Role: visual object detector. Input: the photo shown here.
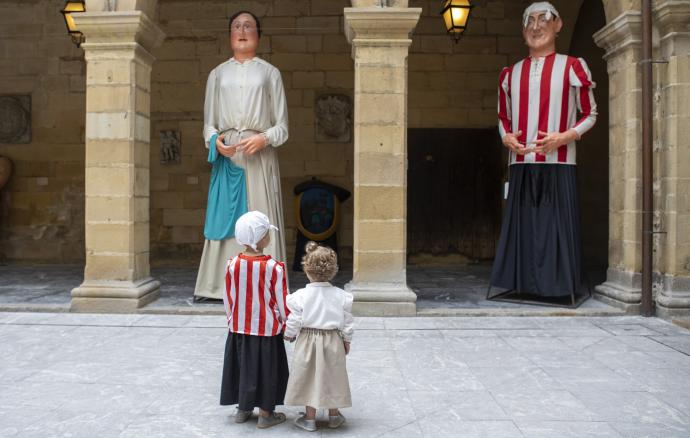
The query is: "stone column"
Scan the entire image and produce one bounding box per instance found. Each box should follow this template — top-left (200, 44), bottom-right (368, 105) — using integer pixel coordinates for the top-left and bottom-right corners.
top-left (71, 8), bottom-right (165, 311)
top-left (593, 12), bottom-right (644, 313)
top-left (343, 5), bottom-right (421, 316)
top-left (655, 0), bottom-right (690, 318)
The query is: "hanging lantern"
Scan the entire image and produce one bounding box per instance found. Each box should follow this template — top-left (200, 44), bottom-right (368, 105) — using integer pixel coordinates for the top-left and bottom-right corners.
top-left (440, 0), bottom-right (473, 43)
top-left (60, 0), bottom-right (86, 48)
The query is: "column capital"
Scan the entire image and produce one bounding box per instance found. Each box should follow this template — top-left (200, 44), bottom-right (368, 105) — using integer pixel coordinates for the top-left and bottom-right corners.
top-left (74, 11), bottom-right (165, 56)
top-left (593, 10), bottom-right (642, 61)
top-left (655, 0), bottom-right (690, 57)
top-left (344, 7), bottom-right (422, 43)
top-left (86, 0), bottom-right (158, 18)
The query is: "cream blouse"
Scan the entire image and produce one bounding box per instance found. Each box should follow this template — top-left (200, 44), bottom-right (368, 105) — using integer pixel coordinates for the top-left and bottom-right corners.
top-left (203, 57), bottom-right (289, 148)
top-left (285, 282), bottom-right (355, 342)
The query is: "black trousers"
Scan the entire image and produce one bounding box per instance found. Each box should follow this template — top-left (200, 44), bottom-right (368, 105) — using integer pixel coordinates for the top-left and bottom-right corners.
top-left (490, 164), bottom-right (583, 297)
top-left (220, 332), bottom-right (289, 411)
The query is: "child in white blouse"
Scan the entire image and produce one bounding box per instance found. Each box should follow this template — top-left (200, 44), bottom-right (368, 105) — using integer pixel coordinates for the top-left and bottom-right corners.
top-left (283, 242), bottom-right (354, 432)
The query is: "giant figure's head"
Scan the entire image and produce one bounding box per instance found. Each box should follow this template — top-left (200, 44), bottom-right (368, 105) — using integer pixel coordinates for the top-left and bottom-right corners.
top-left (522, 2), bottom-right (562, 55)
top-left (229, 10), bottom-right (261, 57)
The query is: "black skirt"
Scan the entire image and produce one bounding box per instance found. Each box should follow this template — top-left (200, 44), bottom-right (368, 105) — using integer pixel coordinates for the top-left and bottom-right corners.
top-left (490, 164), bottom-right (582, 297)
top-left (220, 332), bottom-right (289, 411)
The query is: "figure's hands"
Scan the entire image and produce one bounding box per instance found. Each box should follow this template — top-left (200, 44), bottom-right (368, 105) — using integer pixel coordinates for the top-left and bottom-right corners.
top-left (215, 134), bottom-right (237, 158)
top-left (233, 133), bottom-right (268, 156)
top-left (343, 341), bottom-right (350, 355)
top-left (534, 129), bottom-right (578, 155)
top-left (502, 130), bottom-right (534, 155)
top-left (284, 336), bottom-right (295, 342)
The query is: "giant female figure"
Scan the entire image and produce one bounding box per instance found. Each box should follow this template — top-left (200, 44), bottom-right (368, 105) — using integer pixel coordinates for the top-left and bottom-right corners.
top-left (194, 11), bottom-right (288, 300)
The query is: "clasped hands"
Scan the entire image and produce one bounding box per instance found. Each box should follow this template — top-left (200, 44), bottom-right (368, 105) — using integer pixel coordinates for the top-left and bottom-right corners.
top-left (215, 133), bottom-right (268, 158)
top-left (502, 129), bottom-right (578, 155)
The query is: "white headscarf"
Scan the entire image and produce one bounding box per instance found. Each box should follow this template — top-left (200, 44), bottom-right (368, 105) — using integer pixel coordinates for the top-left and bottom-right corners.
top-left (523, 2), bottom-right (560, 28)
top-left (234, 211), bottom-right (278, 251)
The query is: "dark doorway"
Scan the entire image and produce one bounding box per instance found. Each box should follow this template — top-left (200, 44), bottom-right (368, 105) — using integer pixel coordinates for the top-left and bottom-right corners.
top-left (570, 0), bottom-right (609, 287)
top-left (407, 128), bottom-right (503, 262)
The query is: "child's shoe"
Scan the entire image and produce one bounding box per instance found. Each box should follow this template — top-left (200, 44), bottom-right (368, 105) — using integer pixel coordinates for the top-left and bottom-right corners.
top-left (294, 414), bottom-right (317, 432)
top-left (234, 408), bottom-right (252, 423)
top-left (257, 411), bottom-right (286, 429)
top-left (328, 412), bottom-right (346, 429)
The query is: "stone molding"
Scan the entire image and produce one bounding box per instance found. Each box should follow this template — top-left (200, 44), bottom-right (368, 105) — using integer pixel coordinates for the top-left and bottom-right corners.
top-left (74, 11), bottom-right (165, 54)
top-left (344, 7), bottom-right (422, 43)
top-left (595, 268), bottom-right (643, 313)
top-left (72, 277), bottom-right (161, 312)
top-left (657, 274), bottom-right (690, 317)
top-left (654, 0), bottom-right (690, 57)
top-left (593, 10), bottom-right (642, 62)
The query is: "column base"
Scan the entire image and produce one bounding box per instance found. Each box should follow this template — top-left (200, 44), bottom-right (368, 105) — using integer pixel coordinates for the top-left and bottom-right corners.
top-left (656, 274), bottom-right (690, 319)
top-left (593, 268), bottom-right (642, 314)
top-left (345, 281), bottom-right (417, 316)
top-left (71, 277), bottom-right (161, 313)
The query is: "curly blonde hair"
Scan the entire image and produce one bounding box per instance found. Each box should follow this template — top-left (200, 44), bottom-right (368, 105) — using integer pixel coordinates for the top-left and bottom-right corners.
top-left (301, 242), bottom-right (338, 282)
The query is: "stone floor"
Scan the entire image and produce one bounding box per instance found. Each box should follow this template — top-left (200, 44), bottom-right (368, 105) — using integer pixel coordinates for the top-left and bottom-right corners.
top-left (0, 264), bottom-right (620, 316)
top-left (1, 312), bottom-right (690, 437)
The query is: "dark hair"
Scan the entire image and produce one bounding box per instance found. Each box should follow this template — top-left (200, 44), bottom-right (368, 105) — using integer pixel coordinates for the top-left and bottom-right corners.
top-left (229, 10), bottom-right (261, 38)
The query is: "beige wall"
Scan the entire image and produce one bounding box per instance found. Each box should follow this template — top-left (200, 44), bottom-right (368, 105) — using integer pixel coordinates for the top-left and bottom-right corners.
top-left (147, 0), bottom-right (552, 267)
top-left (0, 0), bottom-right (86, 263)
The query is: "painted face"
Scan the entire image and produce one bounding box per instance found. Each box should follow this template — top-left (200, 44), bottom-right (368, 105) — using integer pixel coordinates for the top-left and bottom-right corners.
top-left (230, 13), bottom-right (259, 56)
top-left (522, 11), bottom-right (561, 54)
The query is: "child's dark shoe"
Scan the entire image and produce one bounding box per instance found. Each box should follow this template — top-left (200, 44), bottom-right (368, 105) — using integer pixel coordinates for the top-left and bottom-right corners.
top-left (328, 412), bottom-right (346, 429)
top-left (234, 408), bottom-right (252, 423)
top-left (257, 412), bottom-right (286, 429)
top-left (294, 414), bottom-right (317, 432)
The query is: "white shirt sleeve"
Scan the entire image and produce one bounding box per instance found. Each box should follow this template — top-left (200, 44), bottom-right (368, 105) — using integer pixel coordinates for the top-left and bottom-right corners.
top-left (569, 57), bottom-right (597, 138)
top-left (202, 68), bottom-right (219, 149)
top-left (285, 291), bottom-right (303, 339)
top-left (264, 68), bottom-right (289, 147)
top-left (341, 292), bottom-right (354, 342)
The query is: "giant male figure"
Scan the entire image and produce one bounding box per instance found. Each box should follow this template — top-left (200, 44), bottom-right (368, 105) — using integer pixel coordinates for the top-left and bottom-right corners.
top-left (489, 2), bottom-right (597, 300)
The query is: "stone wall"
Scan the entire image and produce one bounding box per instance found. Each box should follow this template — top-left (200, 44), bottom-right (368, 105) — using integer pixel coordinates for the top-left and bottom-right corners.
top-left (0, 0), bottom-right (587, 267)
top-left (0, 0), bottom-right (86, 263)
top-left (148, 0), bottom-right (566, 267)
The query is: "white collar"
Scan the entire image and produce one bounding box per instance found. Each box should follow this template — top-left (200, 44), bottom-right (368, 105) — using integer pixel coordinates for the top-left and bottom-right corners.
top-left (229, 56), bottom-right (257, 65)
top-left (306, 282), bottom-right (333, 288)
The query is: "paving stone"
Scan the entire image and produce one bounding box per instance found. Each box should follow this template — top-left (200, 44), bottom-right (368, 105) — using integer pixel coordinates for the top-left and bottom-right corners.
top-left (417, 419), bottom-right (524, 438)
top-left (516, 420), bottom-right (624, 437)
top-left (609, 422), bottom-right (690, 438)
top-left (1, 313), bottom-right (688, 437)
top-left (572, 391), bottom-right (690, 426)
top-left (491, 390), bottom-right (597, 421)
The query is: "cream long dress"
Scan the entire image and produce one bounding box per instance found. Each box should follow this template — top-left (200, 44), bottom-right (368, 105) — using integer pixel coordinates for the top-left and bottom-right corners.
top-left (194, 57), bottom-right (289, 300)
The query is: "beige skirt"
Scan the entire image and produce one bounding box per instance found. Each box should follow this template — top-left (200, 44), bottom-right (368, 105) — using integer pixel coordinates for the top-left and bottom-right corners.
top-left (194, 130), bottom-right (287, 299)
top-left (284, 328), bottom-right (352, 409)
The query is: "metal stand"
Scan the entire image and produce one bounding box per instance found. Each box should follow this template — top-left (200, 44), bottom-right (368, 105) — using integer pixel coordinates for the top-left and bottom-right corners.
top-left (486, 273), bottom-right (593, 309)
top-left (192, 296), bottom-right (222, 304)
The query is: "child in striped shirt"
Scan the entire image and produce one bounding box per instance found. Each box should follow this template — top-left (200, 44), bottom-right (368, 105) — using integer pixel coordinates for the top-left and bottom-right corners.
top-left (219, 211), bottom-right (290, 429)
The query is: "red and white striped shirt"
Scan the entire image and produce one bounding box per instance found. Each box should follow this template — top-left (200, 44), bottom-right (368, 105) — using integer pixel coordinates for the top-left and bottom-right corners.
top-left (223, 253), bottom-right (289, 336)
top-left (498, 53), bottom-right (597, 165)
